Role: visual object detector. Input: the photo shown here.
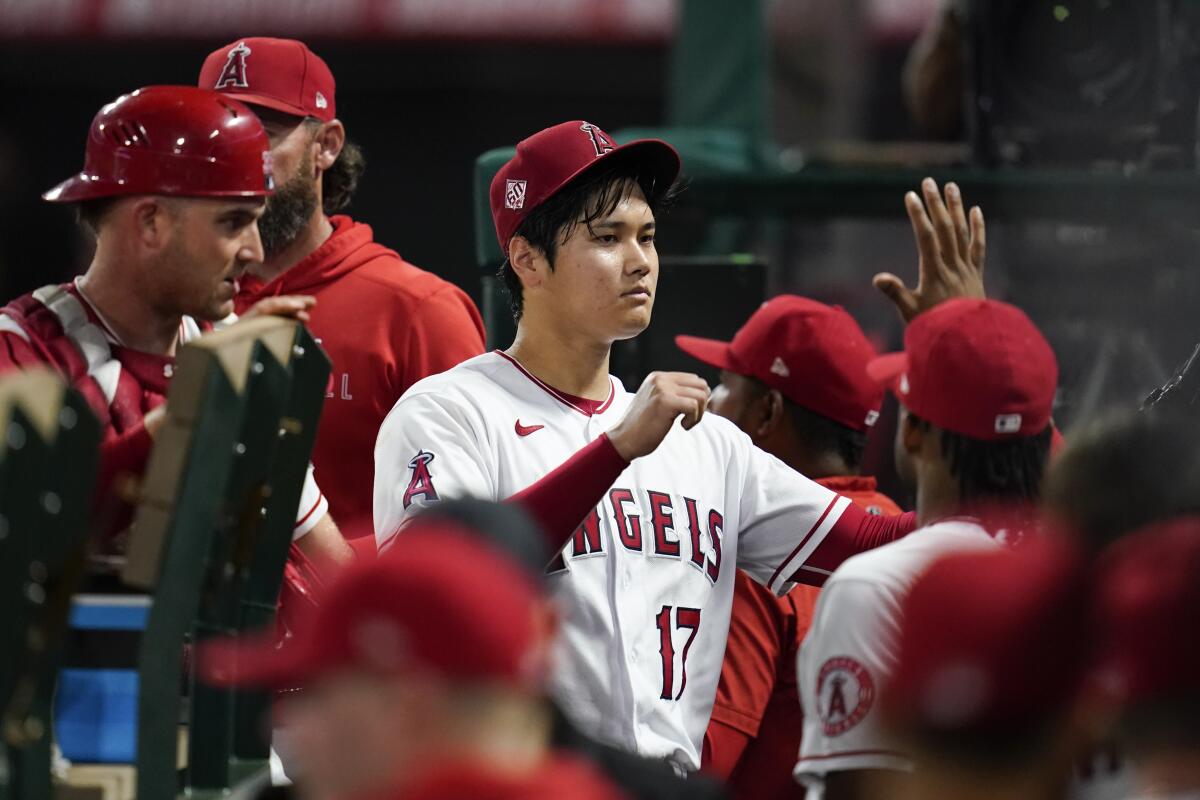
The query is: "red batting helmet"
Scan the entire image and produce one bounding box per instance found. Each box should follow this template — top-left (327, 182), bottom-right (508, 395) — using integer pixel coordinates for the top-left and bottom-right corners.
top-left (44, 85), bottom-right (274, 204)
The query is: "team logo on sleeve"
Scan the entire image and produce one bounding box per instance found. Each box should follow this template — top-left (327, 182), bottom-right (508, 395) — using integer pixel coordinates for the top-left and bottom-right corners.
top-left (816, 656), bottom-right (875, 736)
top-left (215, 41), bottom-right (252, 89)
top-left (402, 451), bottom-right (439, 509)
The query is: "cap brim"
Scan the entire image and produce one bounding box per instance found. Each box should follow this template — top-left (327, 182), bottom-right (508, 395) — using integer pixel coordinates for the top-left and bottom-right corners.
top-left (866, 352), bottom-right (909, 392)
top-left (219, 92), bottom-right (324, 122)
top-left (674, 335), bottom-right (736, 372)
top-left (42, 173), bottom-right (272, 203)
top-left (197, 627), bottom-right (322, 689)
top-left (42, 174), bottom-right (96, 203)
top-left (557, 138), bottom-right (680, 212)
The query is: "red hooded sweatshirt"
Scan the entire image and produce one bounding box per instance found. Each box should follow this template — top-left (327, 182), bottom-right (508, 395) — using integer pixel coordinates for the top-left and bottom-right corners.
top-left (235, 215), bottom-right (485, 542)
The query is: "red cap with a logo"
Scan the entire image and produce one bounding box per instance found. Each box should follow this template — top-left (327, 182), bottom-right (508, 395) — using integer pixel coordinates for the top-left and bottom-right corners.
top-left (676, 295), bottom-right (884, 432)
top-left (198, 523), bottom-right (547, 689)
top-left (490, 121), bottom-right (679, 253)
top-left (1092, 517), bottom-right (1200, 705)
top-left (886, 539), bottom-right (1089, 735)
top-left (199, 37), bottom-right (336, 122)
top-left (867, 298), bottom-right (1057, 441)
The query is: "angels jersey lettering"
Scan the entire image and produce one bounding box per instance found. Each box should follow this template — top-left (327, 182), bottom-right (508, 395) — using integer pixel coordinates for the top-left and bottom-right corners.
top-left (794, 519), bottom-right (1000, 799)
top-left (374, 352), bottom-right (858, 770)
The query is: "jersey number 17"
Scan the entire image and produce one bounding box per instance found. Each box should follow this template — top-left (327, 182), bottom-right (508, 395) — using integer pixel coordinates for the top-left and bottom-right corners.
top-left (655, 605), bottom-right (701, 701)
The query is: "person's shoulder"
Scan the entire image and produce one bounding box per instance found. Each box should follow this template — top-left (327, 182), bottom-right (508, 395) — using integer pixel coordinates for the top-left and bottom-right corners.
top-left (1, 283), bottom-right (78, 344)
top-left (342, 245), bottom-right (470, 305)
top-left (396, 352), bottom-right (513, 405)
top-left (829, 517), bottom-right (997, 587)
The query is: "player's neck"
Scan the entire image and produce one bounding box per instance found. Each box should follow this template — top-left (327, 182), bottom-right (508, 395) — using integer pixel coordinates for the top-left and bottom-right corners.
top-left (506, 321), bottom-right (613, 400)
top-left (252, 211), bottom-right (334, 284)
top-left (77, 259), bottom-right (180, 356)
top-left (787, 447), bottom-right (854, 481)
top-left (914, 477), bottom-right (964, 527)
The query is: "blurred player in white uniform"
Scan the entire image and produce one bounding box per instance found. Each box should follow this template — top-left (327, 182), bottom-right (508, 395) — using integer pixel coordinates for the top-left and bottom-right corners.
top-left (373, 121), bottom-right (925, 770)
top-left (794, 297), bottom-right (1058, 799)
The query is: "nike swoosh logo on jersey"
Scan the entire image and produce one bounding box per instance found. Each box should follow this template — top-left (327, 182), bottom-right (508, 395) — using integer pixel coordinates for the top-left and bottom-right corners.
top-left (514, 420), bottom-right (545, 437)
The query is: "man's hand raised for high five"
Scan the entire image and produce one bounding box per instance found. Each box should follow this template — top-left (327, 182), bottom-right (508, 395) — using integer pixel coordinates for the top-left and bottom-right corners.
top-left (874, 177), bottom-right (986, 323)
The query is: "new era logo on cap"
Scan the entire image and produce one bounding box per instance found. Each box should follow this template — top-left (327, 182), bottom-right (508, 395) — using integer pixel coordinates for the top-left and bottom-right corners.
top-left (994, 413), bottom-right (1023, 435)
top-left (505, 179), bottom-right (527, 210)
top-left (770, 357), bottom-right (790, 378)
top-left (865, 410), bottom-right (880, 427)
top-left (315, 91), bottom-right (328, 109)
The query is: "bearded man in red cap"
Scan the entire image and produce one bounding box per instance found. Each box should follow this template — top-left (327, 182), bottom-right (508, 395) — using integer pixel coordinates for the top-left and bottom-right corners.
top-left (199, 38), bottom-right (486, 543)
top-left (795, 296), bottom-right (1059, 799)
top-left (0, 85), bottom-right (349, 562)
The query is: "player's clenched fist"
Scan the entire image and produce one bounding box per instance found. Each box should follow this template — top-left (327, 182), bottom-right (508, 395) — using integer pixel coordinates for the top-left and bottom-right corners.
top-left (608, 371), bottom-right (710, 461)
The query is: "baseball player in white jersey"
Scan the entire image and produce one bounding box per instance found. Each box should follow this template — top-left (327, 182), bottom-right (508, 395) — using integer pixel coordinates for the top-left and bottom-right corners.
top-left (794, 297), bottom-right (1059, 799)
top-left (373, 121), bottom-right (925, 771)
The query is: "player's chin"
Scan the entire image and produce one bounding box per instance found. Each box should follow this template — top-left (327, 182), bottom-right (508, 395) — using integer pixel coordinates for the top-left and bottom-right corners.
top-left (200, 296), bottom-right (237, 322)
top-left (612, 308), bottom-right (653, 341)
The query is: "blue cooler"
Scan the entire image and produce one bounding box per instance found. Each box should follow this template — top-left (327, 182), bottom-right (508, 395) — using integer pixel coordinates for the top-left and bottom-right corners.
top-left (54, 594), bottom-right (150, 763)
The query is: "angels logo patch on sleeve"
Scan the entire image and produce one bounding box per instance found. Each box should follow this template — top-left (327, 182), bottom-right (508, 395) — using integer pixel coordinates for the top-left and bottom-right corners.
top-left (817, 656), bottom-right (875, 736)
top-left (402, 450), bottom-right (439, 509)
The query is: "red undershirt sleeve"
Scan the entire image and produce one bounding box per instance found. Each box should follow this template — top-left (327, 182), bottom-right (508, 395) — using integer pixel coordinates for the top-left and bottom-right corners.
top-left (790, 505), bottom-right (918, 585)
top-left (508, 433), bottom-right (629, 555)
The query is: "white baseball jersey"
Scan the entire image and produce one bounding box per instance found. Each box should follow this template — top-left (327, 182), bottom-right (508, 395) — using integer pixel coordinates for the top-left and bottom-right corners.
top-left (374, 351), bottom-right (863, 770)
top-left (794, 518), bottom-right (1001, 799)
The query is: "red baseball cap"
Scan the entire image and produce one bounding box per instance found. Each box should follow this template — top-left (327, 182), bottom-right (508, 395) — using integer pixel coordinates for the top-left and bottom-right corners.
top-left (198, 524), bottom-right (547, 690)
top-left (867, 298), bottom-right (1057, 441)
top-left (490, 120), bottom-right (680, 253)
top-left (1092, 517), bottom-right (1200, 705)
top-left (676, 295), bottom-right (883, 432)
top-left (886, 539), bottom-right (1089, 735)
top-left (199, 37), bottom-right (336, 122)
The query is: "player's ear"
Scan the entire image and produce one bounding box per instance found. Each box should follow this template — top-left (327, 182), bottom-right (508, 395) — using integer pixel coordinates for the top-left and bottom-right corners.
top-left (507, 236), bottom-right (547, 291)
top-left (899, 408), bottom-right (925, 457)
top-left (130, 196), bottom-right (173, 252)
top-left (313, 119), bottom-right (345, 172)
top-left (755, 389), bottom-right (786, 439)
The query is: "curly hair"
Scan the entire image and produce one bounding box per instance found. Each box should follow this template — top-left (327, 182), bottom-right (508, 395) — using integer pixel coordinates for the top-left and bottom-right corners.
top-left (322, 137), bottom-right (365, 215)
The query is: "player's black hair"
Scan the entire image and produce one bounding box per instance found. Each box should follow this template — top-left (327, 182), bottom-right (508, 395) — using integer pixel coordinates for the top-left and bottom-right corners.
top-left (735, 376), bottom-right (867, 472)
top-left (300, 117), bottom-right (365, 215)
top-left (788, 402), bottom-right (868, 474)
top-left (414, 498), bottom-right (548, 581)
top-left (1044, 409), bottom-right (1200, 552)
top-left (908, 413), bottom-right (1051, 505)
top-left (739, 375), bottom-right (868, 472)
top-left (500, 155), bottom-right (679, 323)
top-left (75, 197), bottom-right (118, 236)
